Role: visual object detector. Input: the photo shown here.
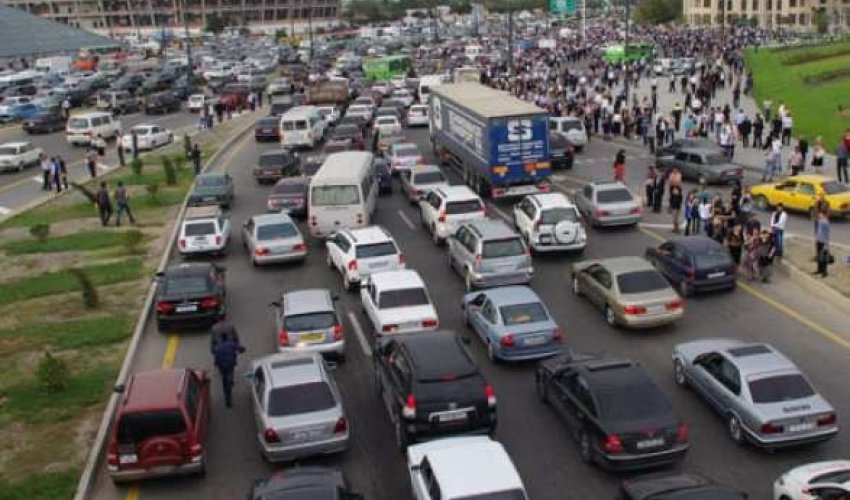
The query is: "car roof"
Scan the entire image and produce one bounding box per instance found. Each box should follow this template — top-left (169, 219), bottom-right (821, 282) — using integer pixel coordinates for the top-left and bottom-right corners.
top-left (529, 192), bottom-right (575, 209)
top-left (343, 225), bottom-right (393, 244)
top-left (435, 185), bottom-right (479, 200)
top-left (261, 353), bottom-right (325, 388)
top-left (552, 351), bottom-right (651, 391)
top-left (252, 212), bottom-right (295, 225)
top-left (122, 369), bottom-right (186, 412)
top-left (787, 460), bottom-right (850, 483)
top-left (395, 331), bottom-right (475, 380)
top-left (590, 180), bottom-right (630, 191)
top-left (371, 270), bottom-right (424, 289)
top-left (283, 288), bottom-right (334, 316)
top-left (621, 471), bottom-right (712, 500)
top-left (679, 147), bottom-right (724, 155)
top-left (255, 466), bottom-right (345, 499)
top-left (481, 285), bottom-right (541, 306)
top-left (592, 256), bottom-right (654, 274)
top-left (719, 342), bottom-right (798, 377)
top-left (668, 235), bottom-right (725, 252)
top-left (465, 218), bottom-right (518, 240)
top-left (786, 174), bottom-right (834, 183)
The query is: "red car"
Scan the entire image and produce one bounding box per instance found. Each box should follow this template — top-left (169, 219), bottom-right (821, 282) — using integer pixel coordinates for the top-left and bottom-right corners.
top-left (219, 84), bottom-right (250, 109)
top-left (106, 368), bottom-right (210, 483)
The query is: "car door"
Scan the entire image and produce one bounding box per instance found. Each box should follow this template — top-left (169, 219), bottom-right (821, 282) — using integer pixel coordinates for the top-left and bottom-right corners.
top-left (185, 371), bottom-right (209, 448)
top-left (386, 347), bottom-right (412, 420)
top-left (473, 297), bottom-right (499, 345)
top-left (691, 353), bottom-right (739, 413)
top-left (584, 265), bottom-right (612, 308)
top-left (361, 281), bottom-right (381, 331)
top-left (650, 242), bottom-right (676, 278)
top-left (557, 373), bottom-right (595, 440)
top-left (770, 180), bottom-right (797, 207)
top-left (242, 217), bottom-right (255, 254)
top-left (410, 457), bottom-right (439, 500)
top-left (328, 233), bottom-right (350, 273)
top-left (448, 226), bottom-right (471, 270)
top-left (514, 197), bottom-right (534, 237)
top-left (420, 191), bottom-right (437, 226)
top-left (250, 366), bottom-right (267, 436)
top-left (669, 244), bottom-right (692, 285)
top-left (794, 181), bottom-right (817, 212)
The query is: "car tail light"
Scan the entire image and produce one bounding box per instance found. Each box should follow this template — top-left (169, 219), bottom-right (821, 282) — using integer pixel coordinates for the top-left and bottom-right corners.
top-left (474, 254), bottom-right (482, 269)
top-left (263, 428), bottom-right (281, 443)
top-left (760, 422), bottom-right (783, 434)
top-left (156, 301), bottom-right (175, 314)
top-left (333, 417), bottom-right (348, 434)
top-left (493, 188), bottom-right (505, 197)
top-left (332, 324), bottom-right (343, 341)
top-left (604, 434), bottom-right (624, 454)
top-left (199, 296), bottom-right (219, 309)
top-left (666, 299), bottom-right (684, 310)
top-left (277, 328), bottom-right (289, 346)
top-left (188, 442), bottom-right (203, 461)
top-left (624, 305), bottom-right (647, 315)
top-left (595, 209), bottom-right (610, 218)
top-left (106, 442), bottom-right (118, 467)
top-left (500, 335), bottom-right (515, 348)
top-left (676, 422), bottom-right (689, 443)
top-left (402, 395), bottom-right (416, 419)
top-left (485, 384), bottom-right (497, 407)
top-left (817, 413), bottom-right (837, 426)
top-left (630, 207), bottom-right (642, 215)
top-left (348, 260), bottom-right (358, 271)
top-left (687, 268), bottom-right (696, 281)
top-left (422, 319), bottom-right (438, 328)
top-left (292, 243), bottom-right (306, 252)
top-left (215, 235), bottom-right (222, 245)
top-left (382, 324), bottom-right (398, 333)
top-left (255, 246), bottom-right (269, 256)
top-left (178, 238), bottom-right (186, 250)
top-left (399, 254), bottom-right (406, 266)
top-left (553, 328), bottom-right (565, 342)
top-left (437, 210), bottom-right (446, 222)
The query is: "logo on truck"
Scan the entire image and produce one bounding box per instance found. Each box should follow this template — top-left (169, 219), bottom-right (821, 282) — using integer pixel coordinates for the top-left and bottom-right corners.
top-left (507, 120), bottom-right (533, 142)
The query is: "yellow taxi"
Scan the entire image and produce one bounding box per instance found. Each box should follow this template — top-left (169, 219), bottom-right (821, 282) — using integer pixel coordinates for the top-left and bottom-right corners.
top-left (750, 175), bottom-right (850, 216)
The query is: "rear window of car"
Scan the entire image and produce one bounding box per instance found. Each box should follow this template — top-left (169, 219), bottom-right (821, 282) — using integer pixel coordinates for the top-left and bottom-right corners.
top-left (482, 238), bottom-right (525, 259)
top-left (0, 147), bottom-right (17, 155)
top-left (748, 374), bottom-right (815, 404)
top-left (596, 381), bottom-right (672, 423)
top-left (500, 302), bottom-right (548, 326)
top-left (378, 288), bottom-right (429, 308)
top-left (597, 189), bottom-right (633, 203)
top-left (284, 312), bottom-right (336, 332)
top-left (311, 185), bottom-right (360, 206)
top-left (257, 118), bottom-right (278, 128)
top-left (68, 117), bottom-right (89, 128)
top-left (445, 200), bottom-right (483, 215)
top-left (694, 249), bottom-right (733, 269)
top-left (267, 382), bottom-right (335, 417)
top-left (196, 176), bottom-right (226, 187)
top-left (162, 275), bottom-right (210, 295)
top-left (258, 154), bottom-right (289, 167)
top-left (616, 270), bottom-right (670, 294)
top-left (273, 182), bottom-right (305, 194)
top-left (413, 171), bottom-right (445, 185)
top-left (256, 222), bottom-right (297, 240)
top-left (184, 222), bottom-right (215, 236)
top-left (540, 207), bottom-right (579, 224)
top-left (117, 410), bottom-right (186, 444)
top-left (356, 241), bottom-right (397, 258)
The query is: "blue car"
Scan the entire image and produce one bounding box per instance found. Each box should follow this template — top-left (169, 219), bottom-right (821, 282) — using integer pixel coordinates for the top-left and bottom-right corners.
top-left (462, 285), bottom-right (564, 362)
top-left (644, 236), bottom-right (737, 297)
top-left (0, 103), bottom-right (40, 123)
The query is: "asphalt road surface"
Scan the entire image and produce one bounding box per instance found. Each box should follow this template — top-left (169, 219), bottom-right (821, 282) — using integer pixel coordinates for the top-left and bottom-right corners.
top-left (89, 123), bottom-right (850, 500)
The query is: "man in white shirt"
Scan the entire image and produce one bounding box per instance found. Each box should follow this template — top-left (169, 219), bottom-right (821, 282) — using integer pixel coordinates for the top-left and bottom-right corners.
top-left (781, 113), bottom-right (793, 145)
top-left (770, 203), bottom-right (788, 259)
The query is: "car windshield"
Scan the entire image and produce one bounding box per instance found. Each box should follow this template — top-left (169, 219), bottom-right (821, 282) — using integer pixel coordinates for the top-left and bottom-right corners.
top-left (256, 222), bottom-right (297, 240)
top-left (413, 171), bottom-right (445, 184)
top-left (284, 312), bottom-right (335, 332)
top-left (162, 275), bottom-right (211, 295)
top-left (446, 200), bottom-right (483, 215)
top-left (694, 248), bottom-right (733, 268)
top-left (129, 127), bottom-right (151, 136)
top-left (0, 147), bottom-right (17, 155)
top-left (266, 382), bottom-right (335, 417)
top-left (749, 374), bottom-right (815, 404)
top-left (540, 207), bottom-right (579, 224)
top-left (67, 117), bottom-right (88, 128)
top-left (617, 270), bottom-right (670, 294)
top-left (822, 181), bottom-right (850, 195)
top-left (378, 288), bottom-right (429, 308)
top-left (311, 185), bottom-right (360, 206)
top-left (258, 154), bottom-right (288, 167)
top-left (596, 381), bottom-right (672, 423)
top-left (559, 121), bottom-right (582, 132)
top-left (500, 302), bottom-right (548, 326)
top-left (482, 238), bottom-right (525, 258)
top-left (597, 189), bottom-right (633, 203)
top-left (196, 176), bottom-right (226, 187)
top-left (705, 154), bottom-right (728, 165)
top-left (356, 241), bottom-right (397, 258)
top-left (117, 410), bottom-right (186, 444)
top-left (184, 222), bottom-right (216, 236)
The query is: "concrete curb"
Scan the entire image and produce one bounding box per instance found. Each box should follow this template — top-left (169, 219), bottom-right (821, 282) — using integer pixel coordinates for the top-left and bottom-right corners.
top-left (71, 114), bottom-right (257, 500)
top-left (779, 258), bottom-right (850, 312)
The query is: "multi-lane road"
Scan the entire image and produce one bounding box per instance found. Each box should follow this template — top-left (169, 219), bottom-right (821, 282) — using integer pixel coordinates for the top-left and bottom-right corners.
top-left (89, 122), bottom-right (850, 500)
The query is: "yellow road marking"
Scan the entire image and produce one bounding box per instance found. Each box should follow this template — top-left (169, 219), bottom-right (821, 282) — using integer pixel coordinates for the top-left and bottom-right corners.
top-left (124, 485), bottom-right (139, 500)
top-left (637, 225), bottom-right (850, 350)
top-left (161, 334), bottom-right (179, 369)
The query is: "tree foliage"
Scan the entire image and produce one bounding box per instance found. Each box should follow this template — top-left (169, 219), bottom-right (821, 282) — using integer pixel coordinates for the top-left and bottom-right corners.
top-left (633, 0), bottom-right (682, 25)
top-left (206, 13), bottom-right (228, 34)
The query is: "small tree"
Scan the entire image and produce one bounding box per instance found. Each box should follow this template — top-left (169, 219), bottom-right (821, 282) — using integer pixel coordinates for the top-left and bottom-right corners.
top-left (29, 223), bottom-right (50, 243)
top-left (172, 153), bottom-right (187, 173)
top-left (71, 182), bottom-right (97, 204)
top-left (145, 183), bottom-right (160, 204)
top-left (122, 229), bottom-right (145, 254)
top-left (36, 351), bottom-right (69, 393)
top-left (70, 268), bottom-right (99, 309)
top-left (129, 158), bottom-right (144, 176)
top-left (163, 156), bottom-right (177, 186)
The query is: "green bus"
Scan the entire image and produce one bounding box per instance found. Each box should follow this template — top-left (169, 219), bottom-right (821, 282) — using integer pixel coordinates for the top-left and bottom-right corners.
top-left (362, 55), bottom-right (412, 81)
top-left (603, 43), bottom-right (654, 63)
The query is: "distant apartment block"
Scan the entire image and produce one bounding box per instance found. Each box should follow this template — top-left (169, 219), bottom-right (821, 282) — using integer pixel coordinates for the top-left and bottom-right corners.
top-left (684, 0), bottom-right (850, 31)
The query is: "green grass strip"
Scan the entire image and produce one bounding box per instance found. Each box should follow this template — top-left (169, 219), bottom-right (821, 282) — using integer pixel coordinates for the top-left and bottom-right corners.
top-left (0, 315), bottom-right (132, 357)
top-left (1, 231), bottom-right (133, 255)
top-left (0, 258), bottom-right (143, 307)
top-left (0, 469), bottom-right (79, 500)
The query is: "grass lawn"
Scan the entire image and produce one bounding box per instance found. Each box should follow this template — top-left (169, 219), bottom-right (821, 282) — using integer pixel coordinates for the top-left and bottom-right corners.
top-left (0, 470), bottom-right (80, 500)
top-left (745, 41), bottom-right (850, 143)
top-left (0, 315), bottom-right (132, 356)
top-left (0, 231), bottom-right (146, 255)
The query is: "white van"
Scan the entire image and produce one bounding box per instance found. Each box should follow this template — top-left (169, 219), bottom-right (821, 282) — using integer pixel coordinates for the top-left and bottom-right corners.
top-left (279, 106), bottom-right (326, 149)
top-left (418, 74), bottom-right (445, 103)
top-left (66, 112), bottom-right (122, 146)
top-left (308, 151), bottom-right (377, 238)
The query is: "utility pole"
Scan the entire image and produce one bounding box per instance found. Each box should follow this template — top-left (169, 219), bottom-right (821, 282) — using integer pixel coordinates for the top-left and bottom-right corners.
top-left (308, 5), bottom-right (314, 63)
top-left (582, 0), bottom-right (587, 44)
top-left (181, 0), bottom-right (194, 84)
top-left (721, 0), bottom-right (726, 47)
top-left (623, 0), bottom-right (630, 102)
top-left (508, 3), bottom-right (514, 75)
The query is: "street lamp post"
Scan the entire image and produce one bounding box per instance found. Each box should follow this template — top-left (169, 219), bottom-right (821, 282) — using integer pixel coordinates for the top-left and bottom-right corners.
top-left (308, 5), bottom-right (314, 63)
top-left (181, 0), bottom-right (194, 85)
top-left (623, 0), bottom-right (630, 102)
top-left (508, 4), bottom-right (514, 75)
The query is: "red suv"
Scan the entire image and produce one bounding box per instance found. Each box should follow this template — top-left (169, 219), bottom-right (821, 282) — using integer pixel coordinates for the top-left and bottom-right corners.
top-left (106, 368), bottom-right (210, 483)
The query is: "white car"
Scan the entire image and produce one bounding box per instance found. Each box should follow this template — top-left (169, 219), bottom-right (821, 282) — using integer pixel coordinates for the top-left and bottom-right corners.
top-left (178, 206), bottom-right (231, 257)
top-left (121, 124), bottom-right (173, 151)
top-left (360, 270), bottom-right (438, 335)
top-left (406, 105), bottom-right (429, 127)
top-left (774, 461), bottom-right (850, 500)
top-left (371, 82), bottom-right (392, 96)
top-left (387, 142), bottom-right (423, 176)
top-left (391, 76), bottom-right (407, 89)
top-left (326, 226), bottom-right (405, 291)
top-left (408, 436), bottom-right (530, 500)
top-left (513, 193), bottom-right (586, 253)
top-left (400, 164), bottom-right (449, 203)
top-left (391, 89), bottom-right (414, 108)
top-left (419, 186), bottom-right (486, 245)
top-left (316, 105), bottom-right (340, 125)
top-left (0, 141), bottom-right (43, 173)
top-left (373, 115), bottom-right (402, 136)
top-left (346, 104), bottom-right (373, 122)
top-left (187, 94), bottom-right (208, 113)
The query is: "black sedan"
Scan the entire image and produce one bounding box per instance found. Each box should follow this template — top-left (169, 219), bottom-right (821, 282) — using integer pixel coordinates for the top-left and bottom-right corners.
top-left (374, 331), bottom-right (496, 450)
top-left (655, 138), bottom-right (721, 159)
top-left (536, 351), bottom-right (689, 471)
top-left (549, 131), bottom-right (574, 170)
top-left (249, 467), bottom-right (362, 500)
top-left (266, 176), bottom-right (308, 217)
top-left (154, 262), bottom-right (226, 332)
top-left (326, 124), bottom-right (366, 150)
top-left (645, 236), bottom-right (737, 297)
top-left (254, 117), bottom-right (280, 142)
top-left (619, 471), bottom-right (748, 500)
top-left (22, 110), bottom-right (66, 134)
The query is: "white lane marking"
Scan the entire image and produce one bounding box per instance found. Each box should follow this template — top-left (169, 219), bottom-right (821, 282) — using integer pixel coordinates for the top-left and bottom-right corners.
top-left (640, 222), bottom-right (674, 229)
top-left (397, 209), bottom-right (416, 230)
top-left (347, 311), bottom-right (372, 357)
top-left (31, 175), bottom-right (43, 184)
top-left (487, 203), bottom-right (511, 223)
top-left (0, 206), bottom-right (11, 215)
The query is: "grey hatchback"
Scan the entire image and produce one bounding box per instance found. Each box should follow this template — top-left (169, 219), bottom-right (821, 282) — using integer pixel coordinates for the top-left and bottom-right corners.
top-left (448, 219), bottom-right (533, 291)
top-left (271, 289), bottom-right (345, 361)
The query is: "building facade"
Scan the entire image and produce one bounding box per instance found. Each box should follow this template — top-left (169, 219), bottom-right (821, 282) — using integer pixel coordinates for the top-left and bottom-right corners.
top-left (0, 0), bottom-right (339, 35)
top-left (684, 0), bottom-right (849, 31)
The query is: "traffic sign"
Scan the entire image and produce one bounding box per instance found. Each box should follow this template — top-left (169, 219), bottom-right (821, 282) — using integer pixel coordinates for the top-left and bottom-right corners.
top-left (550, 0), bottom-right (576, 14)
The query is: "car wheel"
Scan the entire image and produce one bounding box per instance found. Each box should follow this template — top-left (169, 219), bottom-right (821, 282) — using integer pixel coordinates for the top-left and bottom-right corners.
top-left (753, 195), bottom-right (769, 211)
top-left (394, 416), bottom-right (410, 451)
top-left (673, 359), bottom-right (688, 388)
top-left (487, 340), bottom-right (498, 363)
top-left (572, 276), bottom-right (582, 296)
top-left (678, 279), bottom-right (692, 298)
top-left (727, 414), bottom-right (745, 444)
top-left (536, 374), bottom-right (549, 404)
top-left (578, 430), bottom-right (593, 464)
top-left (604, 305), bottom-right (616, 327)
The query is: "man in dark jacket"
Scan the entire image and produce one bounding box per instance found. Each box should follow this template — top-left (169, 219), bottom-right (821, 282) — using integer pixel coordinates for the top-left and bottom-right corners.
top-left (191, 144), bottom-right (202, 175)
top-left (212, 323), bottom-right (245, 408)
top-left (95, 182), bottom-right (112, 226)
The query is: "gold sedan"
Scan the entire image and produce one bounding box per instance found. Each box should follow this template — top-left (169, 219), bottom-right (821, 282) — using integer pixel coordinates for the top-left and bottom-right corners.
top-left (571, 256), bottom-right (684, 329)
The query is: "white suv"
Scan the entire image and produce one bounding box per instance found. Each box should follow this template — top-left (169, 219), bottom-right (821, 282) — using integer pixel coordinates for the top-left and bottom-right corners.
top-left (513, 193), bottom-right (586, 253)
top-left (0, 141), bottom-right (43, 173)
top-left (360, 270), bottom-right (438, 336)
top-left (418, 186), bottom-right (486, 245)
top-left (326, 226), bottom-right (405, 291)
top-left (178, 206), bottom-right (231, 256)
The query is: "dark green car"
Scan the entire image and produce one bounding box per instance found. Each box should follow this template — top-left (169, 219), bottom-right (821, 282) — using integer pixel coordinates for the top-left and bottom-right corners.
top-left (188, 173), bottom-right (234, 209)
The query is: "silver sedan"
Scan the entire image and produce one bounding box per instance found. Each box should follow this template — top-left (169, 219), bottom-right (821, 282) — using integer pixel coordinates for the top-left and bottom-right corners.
top-left (242, 213), bottom-right (307, 265)
top-left (573, 181), bottom-right (642, 228)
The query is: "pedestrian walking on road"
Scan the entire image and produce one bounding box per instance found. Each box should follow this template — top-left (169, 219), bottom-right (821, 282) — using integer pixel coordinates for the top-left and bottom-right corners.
top-left (613, 150), bottom-right (626, 183)
top-left (669, 184), bottom-right (683, 234)
top-left (726, 224), bottom-right (744, 265)
top-left (812, 193), bottom-right (830, 234)
top-left (95, 181), bottom-right (112, 226)
top-left (191, 144), bottom-right (202, 175)
top-left (644, 166), bottom-right (657, 208)
top-left (212, 325), bottom-right (245, 408)
top-left (789, 146), bottom-right (804, 176)
top-left (814, 211), bottom-right (831, 278)
top-left (756, 229), bottom-right (776, 282)
top-left (837, 140), bottom-right (849, 184)
top-left (114, 181), bottom-right (135, 226)
top-left (684, 191), bottom-right (698, 236)
top-left (811, 137), bottom-right (825, 174)
top-left (51, 157), bottom-right (62, 193)
top-left (40, 154), bottom-right (51, 190)
top-left (57, 156), bottom-right (68, 191)
top-left (86, 148), bottom-right (98, 178)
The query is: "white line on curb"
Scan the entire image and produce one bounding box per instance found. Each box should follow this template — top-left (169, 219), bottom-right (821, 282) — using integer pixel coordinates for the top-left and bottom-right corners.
top-left (397, 209), bottom-right (416, 231)
top-left (347, 310), bottom-right (372, 357)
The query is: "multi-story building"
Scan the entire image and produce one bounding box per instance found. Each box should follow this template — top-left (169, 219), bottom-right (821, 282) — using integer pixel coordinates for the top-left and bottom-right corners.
top-left (684, 0), bottom-right (850, 31)
top-left (1, 0), bottom-right (339, 35)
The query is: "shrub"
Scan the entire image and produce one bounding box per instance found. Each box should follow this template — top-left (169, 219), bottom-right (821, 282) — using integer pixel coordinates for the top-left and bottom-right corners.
top-left (163, 156), bottom-right (177, 186)
top-left (70, 268), bottom-right (99, 309)
top-left (145, 183), bottom-right (160, 204)
top-left (129, 158), bottom-right (143, 176)
top-left (122, 229), bottom-right (145, 254)
top-left (36, 351), bottom-right (70, 393)
top-left (172, 153), bottom-right (187, 172)
top-left (71, 182), bottom-right (97, 204)
top-left (29, 223), bottom-right (50, 243)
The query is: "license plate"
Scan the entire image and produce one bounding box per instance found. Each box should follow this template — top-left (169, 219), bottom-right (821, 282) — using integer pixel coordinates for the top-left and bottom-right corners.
top-left (539, 235), bottom-right (552, 244)
top-left (290, 429), bottom-right (323, 441)
top-left (369, 261), bottom-right (388, 269)
top-left (788, 422), bottom-right (815, 433)
top-left (708, 272), bottom-right (725, 279)
top-left (297, 332), bottom-right (325, 343)
top-left (263, 128), bottom-right (273, 133)
top-left (436, 410), bottom-right (468, 423)
top-left (636, 437), bottom-right (665, 449)
top-left (524, 335), bottom-right (547, 346)
top-left (118, 453), bottom-right (138, 464)
top-left (203, 196), bottom-right (216, 202)
top-left (176, 304), bottom-right (197, 313)
top-left (647, 305), bottom-right (665, 314)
